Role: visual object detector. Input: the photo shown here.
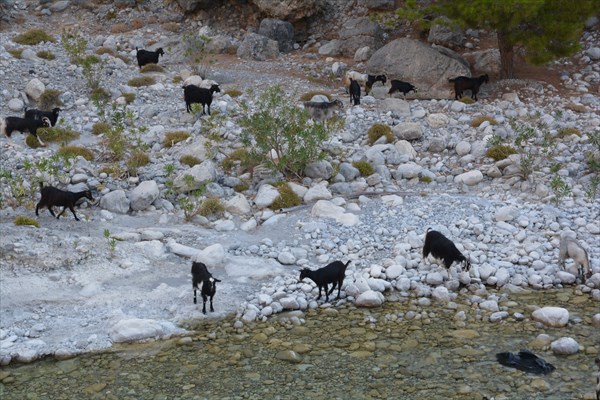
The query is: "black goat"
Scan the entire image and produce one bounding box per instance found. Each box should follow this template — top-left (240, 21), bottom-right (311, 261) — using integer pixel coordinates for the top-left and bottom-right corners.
top-left (35, 182), bottom-right (94, 221)
top-left (191, 261), bottom-right (221, 314)
top-left (299, 260), bottom-right (351, 303)
top-left (135, 47), bottom-right (165, 69)
top-left (388, 80), bottom-right (418, 97)
top-left (1, 116), bottom-right (50, 146)
top-left (24, 107), bottom-right (61, 127)
top-left (365, 74), bottom-right (386, 95)
top-left (422, 228), bottom-right (470, 270)
top-left (183, 84), bottom-right (221, 115)
top-left (449, 74), bottom-right (489, 100)
top-left (349, 78), bottom-right (361, 106)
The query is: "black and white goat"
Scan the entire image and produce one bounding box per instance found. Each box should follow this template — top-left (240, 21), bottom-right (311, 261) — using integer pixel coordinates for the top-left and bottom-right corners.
top-left (449, 74), bottom-right (489, 100)
top-left (349, 78), bottom-right (361, 106)
top-left (559, 232), bottom-right (592, 280)
top-left (24, 107), bottom-right (61, 127)
top-left (1, 116), bottom-right (50, 146)
top-left (422, 228), bottom-right (471, 270)
top-left (35, 182), bottom-right (94, 221)
top-left (303, 99), bottom-right (343, 121)
top-left (191, 261), bottom-right (221, 314)
top-left (365, 74), bottom-right (387, 95)
top-left (183, 83), bottom-right (221, 115)
top-left (135, 47), bottom-right (165, 69)
top-left (388, 80), bottom-right (418, 97)
top-left (299, 260), bottom-right (351, 303)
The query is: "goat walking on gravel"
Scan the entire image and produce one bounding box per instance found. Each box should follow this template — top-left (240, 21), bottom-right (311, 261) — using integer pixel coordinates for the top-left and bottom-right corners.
top-left (449, 74), bottom-right (489, 101)
top-left (1, 116), bottom-right (50, 146)
top-left (299, 260), bottom-right (351, 303)
top-left (191, 261), bottom-right (221, 314)
top-left (423, 228), bottom-right (471, 270)
top-left (35, 182), bottom-right (94, 221)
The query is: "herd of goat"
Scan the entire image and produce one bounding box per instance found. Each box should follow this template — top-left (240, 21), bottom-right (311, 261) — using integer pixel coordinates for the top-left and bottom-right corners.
top-left (0, 46), bottom-right (593, 314)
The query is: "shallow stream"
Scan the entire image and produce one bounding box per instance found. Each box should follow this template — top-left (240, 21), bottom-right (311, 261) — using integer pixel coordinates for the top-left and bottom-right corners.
top-left (1, 289), bottom-right (598, 400)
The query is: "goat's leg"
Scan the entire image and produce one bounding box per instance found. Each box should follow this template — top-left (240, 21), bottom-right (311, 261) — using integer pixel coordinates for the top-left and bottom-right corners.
top-left (193, 287), bottom-right (197, 304)
top-left (210, 295), bottom-right (214, 312)
top-left (323, 283), bottom-right (329, 302)
top-left (337, 278), bottom-right (343, 299)
top-left (48, 206), bottom-right (57, 218)
top-left (68, 206), bottom-right (80, 221)
top-left (207, 104), bottom-right (211, 116)
top-left (56, 207), bottom-right (68, 219)
top-left (35, 202), bottom-right (41, 216)
top-left (202, 294), bottom-right (207, 314)
top-left (316, 285), bottom-right (322, 300)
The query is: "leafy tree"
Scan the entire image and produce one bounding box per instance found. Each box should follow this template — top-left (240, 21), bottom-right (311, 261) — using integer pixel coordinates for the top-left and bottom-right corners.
top-left (397, 0), bottom-right (597, 78)
top-left (238, 86), bottom-right (332, 179)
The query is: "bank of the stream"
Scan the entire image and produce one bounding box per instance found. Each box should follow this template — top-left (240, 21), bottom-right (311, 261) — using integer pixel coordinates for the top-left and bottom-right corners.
top-left (1, 288), bottom-right (598, 400)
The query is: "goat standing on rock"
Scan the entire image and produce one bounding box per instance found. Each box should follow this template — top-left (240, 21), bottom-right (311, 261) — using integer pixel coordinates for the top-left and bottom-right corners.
top-left (184, 83), bottom-right (221, 115)
top-left (299, 260), bottom-right (351, 303)
top-left (191, 261), bottom-right (221, 314)
top-left (449, 74), bottom-right (489, 101)
top-left (35, 182), bottom-right (94, 221)
top-left (135, 47), bottom-right (165, 69)
top-left (423, 228), bottom-right (471, 270)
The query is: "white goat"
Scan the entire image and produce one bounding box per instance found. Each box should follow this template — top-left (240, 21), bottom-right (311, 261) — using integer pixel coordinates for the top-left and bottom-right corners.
top-left (558, 232), bottom-right (591, 279)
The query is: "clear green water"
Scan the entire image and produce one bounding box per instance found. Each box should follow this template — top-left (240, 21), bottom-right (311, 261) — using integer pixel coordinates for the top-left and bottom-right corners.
top-left (1, 289), bottom-right (598, 400)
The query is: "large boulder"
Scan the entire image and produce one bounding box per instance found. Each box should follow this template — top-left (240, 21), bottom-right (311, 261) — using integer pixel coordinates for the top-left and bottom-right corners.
top-left (236, 33), bottom-right (279, 61)
top-left (173, 161), bottom-right (217, 192)
top-left (130, 181), bottom-right (159, 211)
top-left (258, 18), bottom-right (295, 53)
top-left (428, 17), bottom-right (464, 48)
top-left (99, 190), bottom-right (130, 214)
top-left (25, 78), bottom-right (45, 102)
top-left (339, 17), bottom-right (384, 58)
top-left (250, 0), bottom-right (321, 22)
top-left (367, 38), bottom-right (471, 99)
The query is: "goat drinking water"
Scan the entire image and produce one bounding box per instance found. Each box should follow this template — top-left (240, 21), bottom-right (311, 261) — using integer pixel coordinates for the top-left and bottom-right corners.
top-left (559, 232), bottom-right (591, 280)
top-left (299, 260), bottom-right (351, 303)
top-left (423, 228), bottom-right (471, 270)
top-left (191, 261), bottom-right (221, 314)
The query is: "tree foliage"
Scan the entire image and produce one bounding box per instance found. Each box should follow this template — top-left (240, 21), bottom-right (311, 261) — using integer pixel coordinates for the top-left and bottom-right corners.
top-left (397, 0), bottom-right (597, 78)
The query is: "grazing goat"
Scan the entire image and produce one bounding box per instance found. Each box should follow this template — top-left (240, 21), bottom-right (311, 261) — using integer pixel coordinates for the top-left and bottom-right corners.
top-left (365, 74), bottom-right (387, 95)
top-left (449, 74), bottom-right (489, 100)
top-left (388, 80), bottom-right (418, 97)
top-left (343, 70), bottom-right (368, 93)
top-left (183, 84), bottom-right (221, 115)
top-left (191, 261), bottom-right (221, 314)
top-left (303, 99), bottom-right (343, 121)
top-left (135, 47), bottom-right (165, 69)
top-left (1, 116), bottom-right (50, 146)
top-left (299, 260), bottom-right (351, 303)
top-left (35, 182), bottom-right (93, 221)
top-left (24, 107), bottom-right (61, 127)
top-left (559, 232), bottom-right (591, 280)
top-left (422, 228), bottom-right (471, 270)
top-left (349, 78), bottom-right (361, 106)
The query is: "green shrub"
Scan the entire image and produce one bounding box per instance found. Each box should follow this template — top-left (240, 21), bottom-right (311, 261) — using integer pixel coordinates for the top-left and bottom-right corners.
top-left (13, 29), bottom-right (56, 45)
top-left (91, 87), bottom-right (111, 102)
top-left (14, 215), bottom-right (39, 228)
top-left (140, 64), bottom-right (165, 73)
top-left (271, 183), bottom-right (302, 209)
top-left (199, 197), bottom-right (225, 217)
top-left (39, 89), bottom-right (63, 110)
top-left (36, 50), bottom-right (55, 60)
top-left (459, 97), bottom-right (476, 104)
top-left (353, 161), bottom-right (374, 176)
top-left (299, 91), bottom-right (332, 102)
top-left (25, 135), bottom-right (44, 148)
top-left (180, 155), bottom-right (201, 167)
top-left (163, 131), bottom-right (191, 147)
top-left (221, 148), bottom-right (257, 173)
top-left (225, 89), bottom-right (242, 97)
top-left (92, 122), bottom-right (111, 135)
top-left (557, 127), bottom-right (581, 138)
top-left (471, 115), bottom-right (498, 127)
top-left (172, 76), bottom-right (183, 84)
top-left (8, 48), bottom-right (23, 58)
top-left (367, 124), bottom-right (393, 145)
top-left (486, 145), bottom-right (518, 161)
top-left (233, 183), bottom-right (249, 192)
top-left (128, 76), bottom-right (156, 87)
top-left (564, 103), bottom-right (587, 113)
top-left (57, 145), bottom-right (94, 161)
top-left (420, 176), bottom-right (432, 183)
top-left (95, 47), bottom-right (115, 56)
top-left (38, 127), bottom-right (80, 143)
top-left (122, 92), bottom-right (136, 104)
top-left (127, 150), bottom-right (150, 175)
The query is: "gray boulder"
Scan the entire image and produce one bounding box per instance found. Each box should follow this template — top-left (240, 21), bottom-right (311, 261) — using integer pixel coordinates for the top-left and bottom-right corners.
top-left (173, 161), bottom-right (217, 192)
top-left (258, 18), bottom-right (294, 53)
top-left (237, 33), bottom-right (279, 61)
top-left (250, 0), bottom-right (321, 22)
top-left (130, 181), bottom-right (160, 211)
top-left (318, 40), bottom-right (341, 56)
top-left (428, 17), bottom-right (464, 48)
top-left (206, 35), bottom-right (236, 55)
top-left (339, 17), bottom-right (384, 58)
top-left (99, 190), bottom-right (130, 214)
top-left (367, 38), bottom-right (471, 98)
top-left (467, 49), bottom-right (500, 75)
top-left (304, 160), bottom-right (333, 180)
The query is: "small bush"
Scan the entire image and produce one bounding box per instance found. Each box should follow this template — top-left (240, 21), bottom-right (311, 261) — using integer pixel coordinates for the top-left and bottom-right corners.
top-left (14, 215), bottom-right (39, 228)
top-left (92, 122), bottom-right (111, 135)
top-left (225, 89), bottom-right (242, 98)
top-left (163, 131), bottom-right (191, 147)
top-left (100, 164), bottom-right (125, 178)
top-left (162, 22), bottom-right (180, 32)
top-left (221, 148), bottom-right (258, 174)
top-left (25, 135), bottom-right (44, 148)
top-left (180, 155), bottom-right (201, 167)
top-left (459, 97), bottom-right (476, 105)
top-left (131, 19), bottom-right (145, 30)
top-left (8, 48), bottom-right (23, 58)
top-left (172, 76), bottom-right (183, 84)
top-left (91, 87), bottom-right (111, 102)
top-left (471, 115), bottom-right (498, 127)
top-left (367, 124), bottom-right (393, 145)
top-left (271, 183), bottom-right (302, 209)
top-left (199, 197), bottom-right (225, 217)
top-left (140, 64), bottom-right (165, 73)
top-left (13, 29), bottom-right (56, 45)
top-left (121, 92), bottom-right (136, 104)
top-left (299, 91), bottom-right (332, 102)
top-left (557, 127), bottom-right (581, 138)
top-left (353, 161), bottom-right (375, 176)
top-left (128, 76), bottom-right (156, 87)
top-left (57, 145), bottom-right (94, 161)
top-left (234, 183), bottom-right (249, 192)
top-left (39, 89), bottom-right (63, 109)
top-left (36, 50), bottom-right (55, 60)
top-left (564, 103), bottom-right (587, 113)
top-left (420, 176), bottom-right (432, 183)
top-left (95, 47), bottom-right (116, 56)
top-left (38, 127), bottom-right (80, 143)
top-left (127, 150), bottom-right (150, 175)
top-left (486, 145), bottom-right (518, 161)
top-left (110, 23), bottom-right (130, 34)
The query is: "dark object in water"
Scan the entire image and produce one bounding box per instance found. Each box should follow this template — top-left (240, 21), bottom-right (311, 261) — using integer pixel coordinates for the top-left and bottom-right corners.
top-left (496, 350), bottom-right (556, 375)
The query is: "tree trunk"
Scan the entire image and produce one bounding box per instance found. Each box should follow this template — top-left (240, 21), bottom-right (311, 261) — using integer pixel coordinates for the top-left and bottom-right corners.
top-left (497, 31), bottom-right (515, 79)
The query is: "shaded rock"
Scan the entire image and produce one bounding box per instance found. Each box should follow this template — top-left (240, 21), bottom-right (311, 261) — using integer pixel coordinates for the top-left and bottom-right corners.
top-left (237, 33), bottom-right (279, 61)
top-left (339, 17), bottom-right (384, 58)
top-left (428, 17), bottom-right (464, 48)
top-left (250, 0), bottom-right (320, 22)
top-left (258, 18), bottom-right (294, 53)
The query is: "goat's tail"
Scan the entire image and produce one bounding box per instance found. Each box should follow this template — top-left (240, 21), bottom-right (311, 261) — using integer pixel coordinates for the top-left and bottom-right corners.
top-left (448, 78), bottom-right (456, 83)
top-left (343, 260), bottom-right (351, 269)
